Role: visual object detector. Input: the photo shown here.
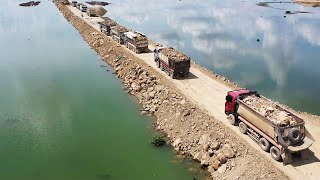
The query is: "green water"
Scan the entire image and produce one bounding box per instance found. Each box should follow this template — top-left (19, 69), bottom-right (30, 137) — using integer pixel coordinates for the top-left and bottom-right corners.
top-left (0, 1), bottom-right (204, 179)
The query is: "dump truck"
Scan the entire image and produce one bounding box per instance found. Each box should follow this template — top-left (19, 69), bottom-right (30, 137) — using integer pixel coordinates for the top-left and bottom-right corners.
top-left (71, 1), bottom-right (77, 7)
top-left (86, 8), bottom-right (98, 17)
top-left (110, 25), bottom-right (129, 44)
top-left (225, 89), bottom-right (314, 164)
top-left (76, 3), bottom-right (87, 12)
top-left (98, 17), bottom-right (117, 36)
top-left (154, 47), bottom-right (190, 78)
top-left (124, 31), bottom-right (148, 54)
top-left (76, 3), bottom-right (82, 9)
top-left (80, 4), bottom-right (87, 12)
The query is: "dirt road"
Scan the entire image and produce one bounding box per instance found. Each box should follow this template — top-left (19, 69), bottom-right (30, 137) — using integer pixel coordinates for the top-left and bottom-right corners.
top-left (67, 6), bottom-right (320, 180)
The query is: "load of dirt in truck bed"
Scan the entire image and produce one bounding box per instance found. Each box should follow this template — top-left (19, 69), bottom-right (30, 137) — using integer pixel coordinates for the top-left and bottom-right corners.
top-left (101, 17), bottom-right (117, 26)
top-left (134, 32), bottom-right (147, 41)
top-left (111, 25), bottom-right (129, 34)
top-left (242, 95), bottom-right (298, 127)
top-left (161, 47), bottom-right (190, 62)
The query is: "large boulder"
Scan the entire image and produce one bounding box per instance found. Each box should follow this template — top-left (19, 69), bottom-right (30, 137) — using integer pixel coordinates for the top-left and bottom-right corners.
top-left (198, 134), bottom-right (209, 145)
top-left (221, 144), bottom-right (235, 159)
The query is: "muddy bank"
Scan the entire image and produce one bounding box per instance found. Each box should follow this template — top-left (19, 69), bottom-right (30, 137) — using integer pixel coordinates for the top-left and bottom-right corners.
top-left (55, 3), bottom-right (288, 179)
top-left (294, 0), bottom-right (320, 7)
top-left (19, 1), bottom-right (40, 7)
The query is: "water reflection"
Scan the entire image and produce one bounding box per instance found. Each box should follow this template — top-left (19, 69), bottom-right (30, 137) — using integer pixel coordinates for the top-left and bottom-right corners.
top-left (107, 0), bottom-right (320, 114)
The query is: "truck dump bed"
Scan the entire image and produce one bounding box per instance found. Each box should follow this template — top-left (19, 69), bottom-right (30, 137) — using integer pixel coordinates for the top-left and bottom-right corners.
top-left (101, 17), bottom-right (117, 27)
top-left (111, 25), bottom-right (129, 36)
top-left (160, 47), bottom-right (190, 64)
top-left (238, 94), bottom-right (314, 151)
top-left (241, 95), bottom-right (301, 127)
top-left (125, 31), bottom-right (148, 47)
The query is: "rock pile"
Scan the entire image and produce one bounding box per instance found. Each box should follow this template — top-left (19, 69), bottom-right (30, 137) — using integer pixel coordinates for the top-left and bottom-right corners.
top-left (243, 95), bottom-right (297, 127)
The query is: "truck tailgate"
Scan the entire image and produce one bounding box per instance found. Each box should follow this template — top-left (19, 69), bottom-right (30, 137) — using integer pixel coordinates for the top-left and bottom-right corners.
top-left (288, 129), bottom-right (314, 152)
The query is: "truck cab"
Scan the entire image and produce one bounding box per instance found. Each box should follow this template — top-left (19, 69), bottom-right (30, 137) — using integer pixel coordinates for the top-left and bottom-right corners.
top-left (71, 1), bottom-right (77, 7)
top-left (80, 4), bottom-right (87, 12)
top-left (153, 47), bottom-right (166, 62)
top-left (225, 89), bottom-right (251, 115)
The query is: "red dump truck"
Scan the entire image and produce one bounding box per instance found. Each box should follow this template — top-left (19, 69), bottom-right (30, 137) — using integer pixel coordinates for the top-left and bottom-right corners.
top-left (124, 31), bottom-right (148, 54)
top-left (225, 89), bottom-right (314, 164)
top-left (154, 47), bottom-right (190, 79)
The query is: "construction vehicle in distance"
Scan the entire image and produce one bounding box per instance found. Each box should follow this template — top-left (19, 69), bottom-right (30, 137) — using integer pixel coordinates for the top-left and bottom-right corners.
top-left (225, 89), bottom-right (314, 164)
top-left (86, 8), bottom-right (98, 17)
top-left (110, 25), bottom-right (129, 44)
top-left (80, 4), bottom-right (87, 12)
top-left (124, 31), bottom-right (148, 54)
top-left (98, 17), bottom-right (117, 36)
top-left (154, 47), bottom-right (190, 79)
top-left (76, 3), bottom-right (87, 12)
top-left (71, 1), bottom-right (77, 7)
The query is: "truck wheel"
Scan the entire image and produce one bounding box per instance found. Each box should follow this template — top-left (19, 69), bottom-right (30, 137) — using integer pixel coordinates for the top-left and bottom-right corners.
top-left (259, 138), bottom-right (270, 151)
top-left (170, 72), bottom-right (174, 79)
top-left (227, 114), bottom-right (236, 125)
top-left (288, 127), bottom-right (302, 144)
top-left (184, 72), bottom-right (189, 77)
top-left (239, 122), bottom-right (247, 134)
top-left (157, 61), bottom-right (160, 68)
top-left (270, 146), bottom-right (281, 161)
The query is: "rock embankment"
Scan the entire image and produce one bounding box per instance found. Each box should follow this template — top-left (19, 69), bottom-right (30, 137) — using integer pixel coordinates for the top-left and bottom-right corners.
top-left (56, 3), bottom-right (288, 180)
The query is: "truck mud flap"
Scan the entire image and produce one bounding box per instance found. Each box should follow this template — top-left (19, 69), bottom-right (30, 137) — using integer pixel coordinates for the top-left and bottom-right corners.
top-left (275, 127), bottom-right (288, 148)
top-left (282, 150), bottom-right (292, 165)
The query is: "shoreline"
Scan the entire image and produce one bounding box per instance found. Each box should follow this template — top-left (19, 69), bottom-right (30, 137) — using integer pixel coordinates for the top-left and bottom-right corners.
top-left (54, 2), bottom-right (288, 179)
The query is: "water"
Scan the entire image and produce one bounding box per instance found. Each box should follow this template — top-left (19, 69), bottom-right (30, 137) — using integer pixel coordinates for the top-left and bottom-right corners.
top-left (0, 1), bottom-right (204, 179)
top-left (105, 0), bottom-right (320, 115)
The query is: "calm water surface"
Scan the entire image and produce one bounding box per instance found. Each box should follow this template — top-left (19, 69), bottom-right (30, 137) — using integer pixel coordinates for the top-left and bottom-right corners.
top-left (105, 0), bottom-right (320, 115)
top-left (0, 1), bottom-right (205, 179)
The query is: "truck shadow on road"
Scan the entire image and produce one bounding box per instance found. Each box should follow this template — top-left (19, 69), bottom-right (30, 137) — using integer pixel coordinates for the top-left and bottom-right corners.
top-left (291, 149), bottom-right (320, 167)
top-left (179, 72), bottom-right (198, 80)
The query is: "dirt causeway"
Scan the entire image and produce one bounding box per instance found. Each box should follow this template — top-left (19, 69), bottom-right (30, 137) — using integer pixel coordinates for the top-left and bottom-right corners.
top-left (55, 1), bottom-right (320, 179)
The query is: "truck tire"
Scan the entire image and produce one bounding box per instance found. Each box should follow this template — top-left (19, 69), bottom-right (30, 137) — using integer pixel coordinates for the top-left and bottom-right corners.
top-left (270, 146), bottom-right (281, 161)
top-left (288, 127), bottom-right (302, 144)
top-left (157, 61), bottom-right (160, 68)
top-left (259, 138), bottom-right (270, 151)
top-left (227, 114), bottom-right (236, 125)
top-left (184, 72), bottom-right (189, 77)
top-left (239, 122), bottom-right (247, 134)
top-left (170, 71), bottom-right (174, 79)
